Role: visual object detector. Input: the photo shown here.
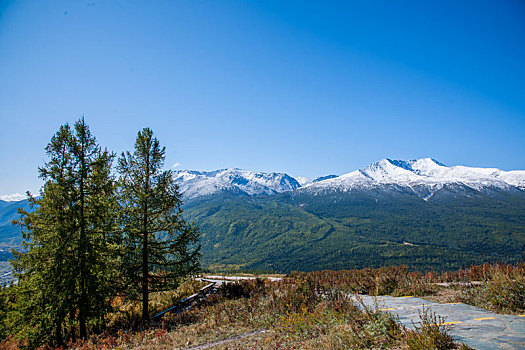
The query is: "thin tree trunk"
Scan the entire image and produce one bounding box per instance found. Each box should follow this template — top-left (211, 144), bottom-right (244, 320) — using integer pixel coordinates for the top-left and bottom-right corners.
top-left (142, 154), bottom-right (150, 321)
top-left (55, 319), bottom-right (63, 347)
top-left (69, 308), bottom-right (76, 342)
top-left (79, 136), bottom-right (88, 339)
top-left (55, 145), bottom-right (66, 347)
top-left (142, 209), bottom-right (149, 320)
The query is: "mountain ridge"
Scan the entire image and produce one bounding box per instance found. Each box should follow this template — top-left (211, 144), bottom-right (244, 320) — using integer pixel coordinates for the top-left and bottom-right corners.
top-left (173, 158), bottom-right (525, 202)
top-left (4, 158), bottom-right (524, 202)
top-left (172, 168), bottom-right (302, 199)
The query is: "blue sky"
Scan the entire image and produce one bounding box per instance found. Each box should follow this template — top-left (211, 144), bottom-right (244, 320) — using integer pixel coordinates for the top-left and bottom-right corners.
top-left (1, 0), bottom-right (524, 196)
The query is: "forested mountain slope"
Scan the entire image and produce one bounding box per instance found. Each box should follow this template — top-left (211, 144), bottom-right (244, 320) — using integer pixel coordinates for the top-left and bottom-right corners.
top-left (184, 186), bottom-right (525, 272)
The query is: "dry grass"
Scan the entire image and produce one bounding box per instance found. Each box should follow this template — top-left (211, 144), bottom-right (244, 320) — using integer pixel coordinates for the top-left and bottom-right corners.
top-left (421, 264), bottom-right (525, 314)
top-left (106, 278), bottom-right (208, 330)
top-left (420, 286), bottom-right (463, 304)
top-left (6, 264), bottom-right (518, 349)
top-left (70, 277), bottom-right (468, 349)
top-left (289, 265), bottom-right (437, 297)
top-left (459, 269), bottom-right (525, 314)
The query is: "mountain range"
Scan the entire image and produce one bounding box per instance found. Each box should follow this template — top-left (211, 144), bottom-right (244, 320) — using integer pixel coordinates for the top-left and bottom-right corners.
top-left (173, 158), bottom-right (525, 201)
top-left (172, 169), bottom-right (302, 199)
top-left (1, 158), bottom-right (524, 273)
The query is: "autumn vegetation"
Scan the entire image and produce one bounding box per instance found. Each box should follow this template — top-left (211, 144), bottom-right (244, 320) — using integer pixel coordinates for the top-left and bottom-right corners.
top-left (3, 263), bottom-right (521, 349)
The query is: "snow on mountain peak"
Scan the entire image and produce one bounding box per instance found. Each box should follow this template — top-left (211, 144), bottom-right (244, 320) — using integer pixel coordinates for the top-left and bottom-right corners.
top-left (0, 193), bottom-right (26, 202)
top-left (171, 159), bottom-right (524, 201)
top-left (173, 168), bottom-right (301, 199)
top-left (295, 176), bottom-right (312, 186)
top-left (302, 158), bottom-right (525, 197)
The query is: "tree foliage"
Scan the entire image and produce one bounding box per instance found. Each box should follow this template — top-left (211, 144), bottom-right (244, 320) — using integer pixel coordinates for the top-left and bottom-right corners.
top-left (0, 121), bottom-right (200, 347)
top-left (8, 119), bottom-right (119, 347)
top-left (117, 128), bottom-right (200, 320)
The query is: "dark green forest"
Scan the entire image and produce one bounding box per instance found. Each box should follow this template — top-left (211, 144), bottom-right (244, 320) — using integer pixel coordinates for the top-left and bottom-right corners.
top-left (3, 184), bottom-right (525, 276)
top-left (184, 187), bottom-right (525, 273)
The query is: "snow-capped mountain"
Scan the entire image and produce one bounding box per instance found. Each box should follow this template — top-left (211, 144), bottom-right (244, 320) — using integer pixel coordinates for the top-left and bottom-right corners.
top-left (173, 168), bottom-right (301, 199)
top-left (294, 177), bottom-right (312, 187)
top-left (302, 158), bottom-right (525, 200)
top-left (172, 159), bottom-right (525, 201)
top-left (313, 175), bottom-right (338, 183)
top-left (0, 193), bottom-right (26, 202)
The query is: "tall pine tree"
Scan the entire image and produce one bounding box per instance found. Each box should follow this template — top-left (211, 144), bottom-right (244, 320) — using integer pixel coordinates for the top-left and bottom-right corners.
top-left (11, 118), bottom-right (118, 346)
top-left (118, 128), bottom-right (200, 320)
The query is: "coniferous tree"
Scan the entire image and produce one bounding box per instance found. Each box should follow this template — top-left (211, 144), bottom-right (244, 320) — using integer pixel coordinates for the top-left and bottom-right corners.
top-left (118, 128), bottom-right (200, 320)
top-left (69, 118), bottom-right (118, 338)
top-left (0, 285), bottom-right (8, 342)
top-left (10, 118), bottom-right (118, 346)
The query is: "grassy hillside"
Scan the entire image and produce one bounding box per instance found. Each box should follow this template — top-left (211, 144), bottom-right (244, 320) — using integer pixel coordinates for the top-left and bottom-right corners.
top-left (32, 267), bottom-right (486, 349)
top-left (30, 264), bottom-right (522, 349)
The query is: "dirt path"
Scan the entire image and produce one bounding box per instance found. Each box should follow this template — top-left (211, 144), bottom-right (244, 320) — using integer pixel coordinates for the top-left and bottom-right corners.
top-left (182, 330), bottom-right (269, 350)
top-left (355, 295), bottom-right (525, 349)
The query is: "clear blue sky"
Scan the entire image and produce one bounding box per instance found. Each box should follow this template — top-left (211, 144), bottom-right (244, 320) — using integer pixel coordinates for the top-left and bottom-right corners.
top-left (1, 0), bottom-right (524, 196)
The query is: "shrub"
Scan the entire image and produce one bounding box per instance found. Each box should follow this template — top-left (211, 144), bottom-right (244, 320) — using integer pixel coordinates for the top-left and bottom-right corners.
top-left (217, 278), bottom-right (267, 299)
top-left (406, 308), bottom-right (457, 350)
top-left (461, 271), bottom-right (525, 313)
top-left (290, 266), bottom-right (436, 297)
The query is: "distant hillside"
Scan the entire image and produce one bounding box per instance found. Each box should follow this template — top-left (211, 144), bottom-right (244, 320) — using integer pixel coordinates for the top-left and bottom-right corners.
top-left (185, 187), bottom-right (525, 272)
top-left (0, 199), bottom-right (29, 247)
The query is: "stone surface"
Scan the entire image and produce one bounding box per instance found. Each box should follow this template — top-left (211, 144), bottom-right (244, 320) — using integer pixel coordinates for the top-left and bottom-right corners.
top-left (354, 295), bottom-right (525, 349)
